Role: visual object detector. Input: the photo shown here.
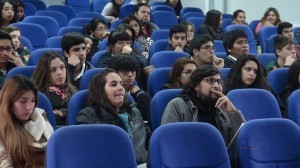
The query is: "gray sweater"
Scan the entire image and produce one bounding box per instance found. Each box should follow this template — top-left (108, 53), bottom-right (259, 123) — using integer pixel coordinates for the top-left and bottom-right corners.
top-left (161, 97), bottom-right (245, 145)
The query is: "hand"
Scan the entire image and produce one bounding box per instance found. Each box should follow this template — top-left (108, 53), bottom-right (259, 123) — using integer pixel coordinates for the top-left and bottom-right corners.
top-left (212, 56), bottom-right (224, 69)
top-left (8, 50), bottom-right (24, 67)
top-left (53, 109), bottom-right (64, 117)
top-left (130, 85), bottom-right (140, 94)
top-left (174, 46), bottom-right (184, 52)
top-left (102, 31), bottom-right (110, 39)
top-left (284, 55), bottom-right (295, 66)
top-left (265, 20), bottom-right (272, 26)
top-left (111, 17), bottom-right (119, 23)
top-left (122, 45), bottom-right (132, 54)
top-left (67, 54), bottom-right (80, 67)
top-left (144, 65), bottom-right (154, 75)
top-left (212, 89), bottom-right (237, 114)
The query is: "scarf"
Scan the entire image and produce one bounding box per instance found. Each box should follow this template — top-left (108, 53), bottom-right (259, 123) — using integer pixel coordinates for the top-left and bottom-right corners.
top-left (180, 93), bottom-right (218, 127)
top-left (24, 108), bottom-right (54, 148)
top-left (49, 83), bottom-right (69, 100)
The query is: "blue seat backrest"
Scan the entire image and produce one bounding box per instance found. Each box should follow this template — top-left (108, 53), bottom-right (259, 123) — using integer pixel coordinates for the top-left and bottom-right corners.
top-left (227, 88), bottom-right (282, 120)
top-left (267, 68), bottom-right (289, 94)
top-left (238, 118), bottom-right (300, 168)
top-left (151, 89), bottom-right (182, 130)
top-left (148, 67), bottom-right (172, 97)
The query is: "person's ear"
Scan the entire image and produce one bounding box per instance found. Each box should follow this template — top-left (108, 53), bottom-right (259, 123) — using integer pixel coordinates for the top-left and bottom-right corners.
top-left (275, 48), bottom-right (281, 56)
top-left (193, 48), bottom-right (199, 55)
top-left (195, 85), bottom-right (199, 92)
top-left (63, 50), bottom-right (70, 57)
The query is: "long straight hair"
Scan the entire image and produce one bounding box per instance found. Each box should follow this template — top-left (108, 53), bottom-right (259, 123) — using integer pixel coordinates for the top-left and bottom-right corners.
top-left (31, 51), bottom-right (77, 97)
top-left (0, 75), bottom-right (38, 167)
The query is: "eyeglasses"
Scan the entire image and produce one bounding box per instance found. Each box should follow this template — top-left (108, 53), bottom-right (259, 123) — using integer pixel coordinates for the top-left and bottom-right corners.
top-left (182, 71), bottom-right (193, 76)
top-left (203, 78), bottom-right (223, 85)
top-left (200, 45), bottom-right (215, 51)
top-left (118, 69), bottom-right (136, 75)
top-left (0, 46), bottom-right (14, 52)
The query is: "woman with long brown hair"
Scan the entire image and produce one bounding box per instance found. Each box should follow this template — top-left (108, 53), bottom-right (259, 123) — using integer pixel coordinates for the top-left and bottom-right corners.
top-left (32, 51), bottom-right (77, 126)
top-left (164, 58), bottom-right (198, 89)
top-left (0, 75), bottom-right (53, 167)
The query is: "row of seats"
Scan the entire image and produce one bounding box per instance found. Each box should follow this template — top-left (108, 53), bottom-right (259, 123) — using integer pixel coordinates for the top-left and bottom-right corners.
top-left (5, 52), bottom-right (281, 97)
top-left (46, 119), bottom-right (300, 167)
top-left (7, 66), bottom-right (300, 129)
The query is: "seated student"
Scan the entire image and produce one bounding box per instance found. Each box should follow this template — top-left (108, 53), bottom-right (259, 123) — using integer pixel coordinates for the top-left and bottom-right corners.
top-left (163, 57), bottom-right (197, 89)
top-left (199, 9), bottom-right (224, 40)
top-left (166, 24), bottom-right (189, 53)
top-left (223, 29), bottom-right (249, 68)
top-left (84, 35), bottom-right (93, 62)
top-left (266, 36), bottom-right (296, 74)
top-left (101, 0), bottom-right (124, 23)
top-left (277, 22), bottom-right (300, 60)
top-left (0, 30), bottom-right (24, 88)
top-left (97, 28), bottom-right (153, 91)
top-left (225, 54), bottom-right (285, 117)
top-left (281, 60), bottom-right (300, 112)
top-left (129, 0), bottom-right (149, 4)
top-left (231, 9), bottom-right (249, 26)
top-left (0, 0), bottom-right (16, 28)
top-left (2, 26), bottom-right (31, 65)
top-left (123, 15), bottom-right (153, 61)
top-left (162, 65), bottom-right (245, 146)
top-left (164, 0), bottom-right (182, 17)
top-left (255, 7), bottom-right (281, 35)
top-left (188, 35), bottom-right (224, 68)
top-left (76, 69), bottom-right (148, 165)
top-left (15, 1), bottom-right (25, 22)
top-left (134, 3), bottom-right (159, 38)
top-left (82, 18), bottom-right (110, 61)
top-left (180, 21), bottom-right (195, 48)
top-left (61, 32), bottom-right (93, 89)
top-left (0, 75), bottom-right (54, 167)
top-left (108, 54), bottom-right (151, 122)
top-left (116, 23), bottom-right (145, 57)
top-left (32, 51), bottom-right (77, 126)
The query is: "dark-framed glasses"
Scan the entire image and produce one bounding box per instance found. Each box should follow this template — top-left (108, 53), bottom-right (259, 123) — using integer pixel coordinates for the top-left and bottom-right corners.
top-left (200, 45), bottom-right (215, 51)
top-left (118, 69), bottom-right (136, 75)
top-left (204, 78), bottom-right (223, 85)
top-left (0, 46), bottom-right (14, 52)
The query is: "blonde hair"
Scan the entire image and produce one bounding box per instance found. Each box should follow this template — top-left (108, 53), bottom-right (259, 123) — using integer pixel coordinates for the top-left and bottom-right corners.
top-left (0, 75), bottom-right (38, 167)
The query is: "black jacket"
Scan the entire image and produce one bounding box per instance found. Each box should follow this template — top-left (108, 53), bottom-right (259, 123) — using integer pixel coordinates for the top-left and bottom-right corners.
top-left (199, 24), bottom-right (224, 40)
top-left (65, 58), bottom-right (93, 89)
top-left (76, 104), bottom-right (147, 164)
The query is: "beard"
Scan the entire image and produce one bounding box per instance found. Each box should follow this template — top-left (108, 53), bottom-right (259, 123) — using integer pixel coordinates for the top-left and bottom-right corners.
top-left (140, 19), bottom-right (149, 25)
top-left (197, 89), bottom-right (219, 106)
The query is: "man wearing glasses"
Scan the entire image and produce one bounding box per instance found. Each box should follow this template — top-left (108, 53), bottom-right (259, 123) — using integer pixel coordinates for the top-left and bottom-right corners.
top-left (188, 35), bottom-right (224, 68)
top-left (0, 30), bottom-right (24, 88)
top-left (161, 65), bottom-right (245, 146)
top-left (223, 29), bottom-right (249, 68)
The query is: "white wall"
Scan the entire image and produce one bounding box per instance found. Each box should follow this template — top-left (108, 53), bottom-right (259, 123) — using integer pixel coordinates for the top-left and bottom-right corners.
top-left (181, 0), bottom-right (300, 26)
top-left (225, 0), bottom-right (300, 26)
top-left (44, 0), bottom-right (300, 26)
